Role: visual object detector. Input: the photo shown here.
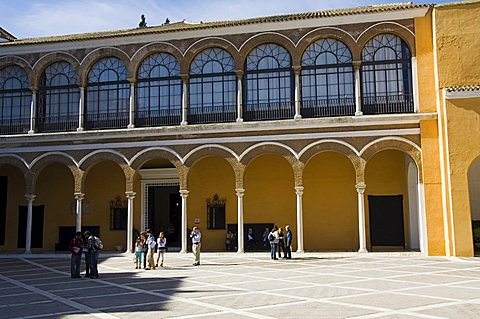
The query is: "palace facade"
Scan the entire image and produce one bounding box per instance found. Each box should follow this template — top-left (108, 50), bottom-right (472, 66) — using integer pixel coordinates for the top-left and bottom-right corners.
top-left (0, 1), bottom-right (479, 256)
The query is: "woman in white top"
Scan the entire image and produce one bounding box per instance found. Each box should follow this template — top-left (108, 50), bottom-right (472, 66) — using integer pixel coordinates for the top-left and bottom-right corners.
top-left (156, 232), bottom-right (167, 267)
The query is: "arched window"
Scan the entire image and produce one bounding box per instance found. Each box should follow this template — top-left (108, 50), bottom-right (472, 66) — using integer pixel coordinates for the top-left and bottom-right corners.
top-left (361, 34), bottom-right (413, 114)
top-left (37, 62), bottom-right (79, 132)
top-left (301, 39), bottom-right (355, 117)
top-left (189, 48), bottom-right (236, 124)
top-left (136, 53), bottom-right (182, 126)
top-left (86, 57), bottom-right (129, 129)
top-left (244, 43), bottom-right (293, 121)
top-left (0, 65), bottom-right (31, 134)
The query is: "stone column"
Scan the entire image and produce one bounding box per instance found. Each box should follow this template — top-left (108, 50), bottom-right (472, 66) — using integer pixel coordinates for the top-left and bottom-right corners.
top-left (128, 81), bottom-right (135, 129)
top-left (181, 75), bottom-right (188, 125)
top-left (180, 190), bottom-right (189, 253)
top-left (74, 193), bottom-right (84, 232)
top-left (235, 70), bottom-right (243, 123)
top-left (411, 57), bottom-right (420, 113)
top-left (28, 89), bottom-right (37, 134)
top-left (24, 194), bottom-right (36, 253)
top-left (293, 66), bottom-right (302, 119)
top-left (78, 86), bottom-right (85, 131)
top-left (125, 192), bottom-right (136, 253)
top-left (356, 182), bottom-right (367, 253)
top-left (295, 186), bottom-right (304, 253)
top-left (236, 188), bottom-right (245, 253)
top-left (417, 182), bottom-right (428, 254)
top-left (353, 61), bottom-right (363, 116)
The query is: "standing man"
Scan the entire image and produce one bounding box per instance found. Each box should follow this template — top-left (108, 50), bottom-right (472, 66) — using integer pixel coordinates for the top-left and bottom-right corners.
top-left (145, 229), bottom-right (156, 270)
top-left (84, 231), bottom-right (103, 278)
top-left (69, 231), bottom-right (83, 278)
top-left (190, 227), bottom-right (201, 266)
top-left (285, 225), bottom-right (293, 259)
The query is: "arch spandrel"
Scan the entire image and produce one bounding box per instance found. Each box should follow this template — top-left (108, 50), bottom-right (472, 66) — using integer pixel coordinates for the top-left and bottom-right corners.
top-left (130, 43), bottom-right (184, 79)
top-left (0, 155), bottom-right (29, 175)
top-left (183, 38), bottom-right (240, 75)
top-left (79, 47), bottom-right (132, 86)
top-left (32, 52), bottom-right (81, 88)
top-left (183, 145), bottom-right (238, 168)
top-left (296, 28), bottom-right (358, 63)
top-left (238, 33), bottom-right (297, 71)
top-left (239, 143), bottom-right (297, 167)
top-left (29, 153), bottom-right (82, 193)
top-left (357, 23), bottom-right (416, 57)
top-left (361, 138), bottom-right (423, 182)
top-left (129, 148), bottom-right (182, 171)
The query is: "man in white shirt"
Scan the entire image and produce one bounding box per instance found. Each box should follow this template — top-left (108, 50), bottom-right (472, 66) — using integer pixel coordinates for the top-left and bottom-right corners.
top-left (190, 227), bottom-right (201, 266)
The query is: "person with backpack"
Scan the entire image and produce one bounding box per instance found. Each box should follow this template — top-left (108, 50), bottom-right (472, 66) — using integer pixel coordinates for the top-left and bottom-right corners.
top-left (83, 231), bottom-right (103, 278)
top-left (268, 226), bottom-right (279, 260)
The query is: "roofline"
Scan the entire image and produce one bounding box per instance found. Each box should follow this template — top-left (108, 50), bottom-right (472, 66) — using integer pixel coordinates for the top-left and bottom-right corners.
top-left (0, 27), bottom-right (16, 41)
top-left (435, 0), bottom-right (480, 9)
top-left (0, 3), bottom-right (431, 48)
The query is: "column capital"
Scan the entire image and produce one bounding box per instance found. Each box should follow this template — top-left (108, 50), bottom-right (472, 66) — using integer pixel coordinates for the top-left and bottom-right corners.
top-left (125, 191), bottom-right (136, 200)
top-left (74, 192), bottom-right (85, 201)
top-left (29, 87), bottom-right (38, 93)
top-left (352, 61), bottom-right (362, 70)
top-left (355, 182), bottom-right (366, 193)
top-left (235, 188), bottom-right (245, 197)
top-left (180, 74), bottom-right (189, 82)
top-left (25, 194), bottom-right (36, 202)
top-left (234, 70), bottom-right (244, 78)
top-left (294, 186), bottom-right (304, 196)
top-left (292, 65), bottom-right (301, 74)
top-left (127, 78), bottom-right (137, 85)
top-left (180, 189), bottom-right (189, 198)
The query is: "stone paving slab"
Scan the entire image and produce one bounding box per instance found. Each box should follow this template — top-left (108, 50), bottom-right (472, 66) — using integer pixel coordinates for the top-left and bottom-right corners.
top-left (1, 253), bottom-right (480, 318)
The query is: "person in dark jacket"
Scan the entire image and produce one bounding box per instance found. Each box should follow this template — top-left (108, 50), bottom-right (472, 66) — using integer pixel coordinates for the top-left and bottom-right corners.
top-left (69, 231), bottom-right (83, 278)
top-left (285, 225), bottom-right (293, 259)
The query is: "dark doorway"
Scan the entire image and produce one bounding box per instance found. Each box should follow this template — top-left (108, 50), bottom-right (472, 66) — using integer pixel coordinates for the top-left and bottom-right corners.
top-left (147, 186), bottom-right (181, 247)
top-left (17, 205), bottom-right (45, 248)
top-left (368, 195), bottom-right (405, 248)
top-left (228, 223), bottom-right (274, 251)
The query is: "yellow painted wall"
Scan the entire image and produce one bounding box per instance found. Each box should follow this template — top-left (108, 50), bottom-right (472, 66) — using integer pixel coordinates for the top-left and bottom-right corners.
top-left (415, 13), bottom-right (436, 113)
top-left (244, 154), bottom-right (296, 249)
top-left (365, 150), bottom-right (410, 250)
top-left (420, 119), bottom-right (446, 255)
top-left (35, 164), bottom-right (75, 251)
top-left (188, 156), bottom-right (236, 251)
top-left (433, 2), bottom-right (480, 256)
top-left (303, 152), bottom-right (358, 251)
top-left (83, 161), bottom-right (126, 251)
top-left (0, 165), bottom-right (26, 251)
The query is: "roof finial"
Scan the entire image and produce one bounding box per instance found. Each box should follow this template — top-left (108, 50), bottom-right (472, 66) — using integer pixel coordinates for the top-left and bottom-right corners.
top-left (139, 14), bottom-right (147, 28)
top-left (164, 18), bottom-right (170, 25)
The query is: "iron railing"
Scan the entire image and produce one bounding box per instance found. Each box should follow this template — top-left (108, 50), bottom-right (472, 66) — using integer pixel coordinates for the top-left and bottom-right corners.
top-left (301, 98), bottom-right (355, 118)
top-left (36, 115), bottom-right (79, 133)
top-left (135, 109), bottom-right (182, 127)
top-left (362, 94), bottom-right (414, 115)
top-left (243, 101), bottom-right (294, 121)
top-left (84, 111), bottom-right (129, 130)
top-left (187, 105), bottom-right (237, 124)
top-left (0, 117), bottom-right (30, 134)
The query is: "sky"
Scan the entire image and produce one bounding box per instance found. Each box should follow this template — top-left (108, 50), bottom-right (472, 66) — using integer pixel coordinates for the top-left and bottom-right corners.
top-left (0, 0), bottom-right (460, 39)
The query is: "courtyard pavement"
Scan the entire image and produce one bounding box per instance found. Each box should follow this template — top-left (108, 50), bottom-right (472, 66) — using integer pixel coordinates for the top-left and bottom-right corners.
top-left (1, 253), bottom-right (480, 318)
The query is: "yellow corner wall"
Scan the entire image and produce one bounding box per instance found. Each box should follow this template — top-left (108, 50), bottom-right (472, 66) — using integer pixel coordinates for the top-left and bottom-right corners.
top-left (303, 152), bottom-right (358, 251)
top-left (415, 13), bottom-right (436, 113)
top-left (244, 154), bottom-right (296, 249)
top-left (0, 165), bottom-right (26, 251)
top-left (365, 150), bottom-right (410, 250)
top-left (188, 156), bottom-right (236, 251)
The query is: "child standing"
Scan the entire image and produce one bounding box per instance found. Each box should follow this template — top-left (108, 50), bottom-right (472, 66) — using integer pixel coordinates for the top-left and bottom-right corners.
top-left (134, 236), bottom-right (143, 269)
top-left (156, 232), bottom-right (167, 267)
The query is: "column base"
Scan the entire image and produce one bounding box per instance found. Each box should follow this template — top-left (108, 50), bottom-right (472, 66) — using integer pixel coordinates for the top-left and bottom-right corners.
top-left (127, 124), bottom-right (135, 129)
top-left (179, 249), bottom-right (188, 254)
top-left (181, 121), bottom-right (188, 126)
top-left (296, 249), bottom-right (305, 253)
top-left (358, 248), bottom-right (368, 253)
top-left (294, 114), bottom-right (302, 120)
top-left (236, 118), bottom-right (244, 123)
top-left (77, 127), bottom-right (84, 132)
top-left (24, 251), bottom-right (32, 254)
top-left (355, 111), bottom-right (363, 116)
top-left (28, 130), bottom-right (35, 135)
top-left (236, 249), bottom-right (244, 253)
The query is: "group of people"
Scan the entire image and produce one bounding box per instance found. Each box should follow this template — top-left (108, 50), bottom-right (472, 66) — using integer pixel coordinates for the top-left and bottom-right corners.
top-left (266, 225), bottom-right (293, 260)
top-left (134, 229), bottom-right (167, 270)
top-left (68, 231), bottom-right (103, 279)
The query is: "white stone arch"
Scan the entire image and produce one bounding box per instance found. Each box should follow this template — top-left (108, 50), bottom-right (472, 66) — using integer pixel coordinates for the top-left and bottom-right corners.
top-left (299, 139), bottom-right (360, 158)
top-left (184, 37), bottom-right (240, 56)
top-left (239, 141), bottom-right (298, 162)
top-left (29, 151), bottom-right (79, 170)
top-left (239, 31), bottom-right (297, 51)
top-left (131, 41), bottom-right (184, 60)
top-left (296, 26), bottom-right (357, 45)
top-left (129, 146), bottom-right (183, 166)
top-left (80, 46), bottom-right (132, 66)
top-left (32, 51), bottom-right (80, 70)
top-left (78, 149), bottom-right (129, 168)
top-left (357, 21), bottom-right (416, 42)
top-left (0, 154), bottom-right (29, 172)
top-left (183, 144), bottom-right (240, 164)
